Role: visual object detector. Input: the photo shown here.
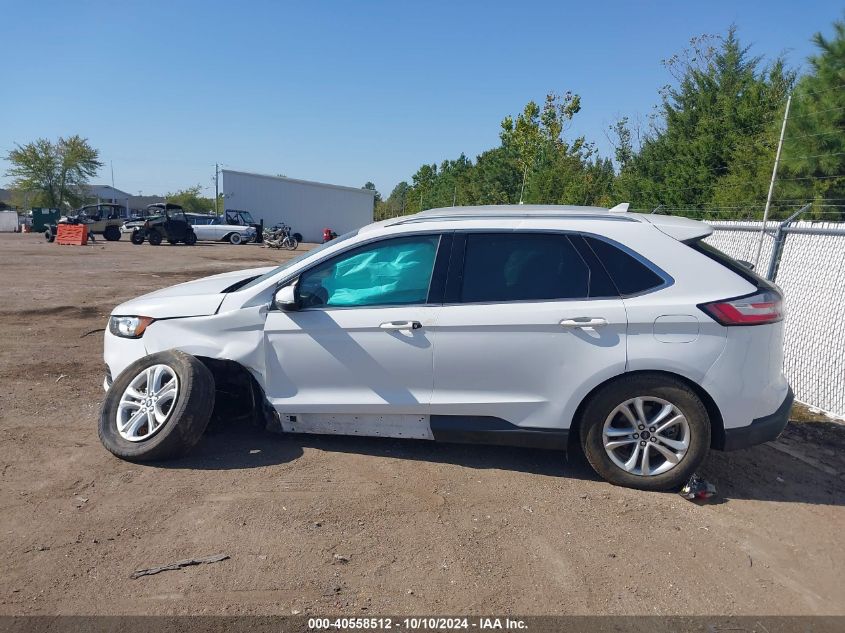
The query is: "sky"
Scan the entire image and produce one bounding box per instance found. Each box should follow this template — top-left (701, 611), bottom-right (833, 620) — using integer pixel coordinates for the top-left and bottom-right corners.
top-left (1, 1), bottom-right (841, 199)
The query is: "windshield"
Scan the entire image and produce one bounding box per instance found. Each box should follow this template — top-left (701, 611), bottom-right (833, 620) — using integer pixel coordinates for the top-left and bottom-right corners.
top-left (238, 229), bottom-right (360, 291)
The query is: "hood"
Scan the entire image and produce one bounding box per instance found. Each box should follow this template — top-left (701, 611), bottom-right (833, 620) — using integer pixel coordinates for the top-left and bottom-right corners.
top-left (112, 266), bottom-right (273, 318)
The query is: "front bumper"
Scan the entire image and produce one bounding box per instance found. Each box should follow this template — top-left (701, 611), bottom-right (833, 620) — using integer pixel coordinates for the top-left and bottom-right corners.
top-left (721, 386), bottom-right (794, 451)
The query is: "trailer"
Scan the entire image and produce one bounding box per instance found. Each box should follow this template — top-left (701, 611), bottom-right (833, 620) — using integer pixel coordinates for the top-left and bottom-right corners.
top-left (221, 170), bottom-right (374, 243)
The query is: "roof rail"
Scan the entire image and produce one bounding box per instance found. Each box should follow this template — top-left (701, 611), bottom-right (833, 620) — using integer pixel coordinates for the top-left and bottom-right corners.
top-left (388, 204), bottom-right (636, 226)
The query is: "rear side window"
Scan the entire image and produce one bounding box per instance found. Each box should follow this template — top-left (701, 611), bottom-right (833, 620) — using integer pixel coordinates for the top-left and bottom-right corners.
top-left (460, 233), bottom-right (593, 302)
top-left (583, 236), bottom-right (665, 296)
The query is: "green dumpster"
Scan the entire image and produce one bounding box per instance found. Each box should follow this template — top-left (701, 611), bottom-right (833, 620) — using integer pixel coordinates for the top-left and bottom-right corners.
top-left (30, 208), bottom-right (60, 232)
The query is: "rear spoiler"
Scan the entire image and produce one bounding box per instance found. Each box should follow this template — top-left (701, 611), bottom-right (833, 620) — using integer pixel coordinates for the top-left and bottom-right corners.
top-left (640, 214), bottom-right (713, 241)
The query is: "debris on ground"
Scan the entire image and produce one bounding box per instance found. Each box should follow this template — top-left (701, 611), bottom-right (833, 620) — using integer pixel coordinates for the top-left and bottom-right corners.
top-left (130, 553), bottom-right (229, 579)
top-left (679, 473), bottom-right (717, 501)
top-left (332, 553), bottom-right (350, 564)
top-left (55, 374), bottom-right (66, 383)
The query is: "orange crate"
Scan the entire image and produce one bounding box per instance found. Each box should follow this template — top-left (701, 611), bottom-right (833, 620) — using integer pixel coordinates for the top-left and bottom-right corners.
top-left (56, 224), bottom-right (89, 245)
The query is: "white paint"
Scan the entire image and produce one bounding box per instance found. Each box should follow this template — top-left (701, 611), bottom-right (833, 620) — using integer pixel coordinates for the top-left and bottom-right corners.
top-left (280, 413), bottom-right (433, 439)
top-left (104, 206), bottom-right (790, 442)
top-left (222, 170), bottom-right (374, 243)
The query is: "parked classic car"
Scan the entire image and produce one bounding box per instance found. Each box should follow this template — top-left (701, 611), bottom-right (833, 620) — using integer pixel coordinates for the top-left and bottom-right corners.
top-left (187, 214), bottom-right (257, 245)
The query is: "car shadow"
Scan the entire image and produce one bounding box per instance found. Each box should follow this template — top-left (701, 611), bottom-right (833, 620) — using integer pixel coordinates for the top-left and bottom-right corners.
top-left (699, 441), bottom-right (844, 507)
top-left (158, 419), bottom-right (600, 481)
top-left (159, 421), bottom-right (844, 507)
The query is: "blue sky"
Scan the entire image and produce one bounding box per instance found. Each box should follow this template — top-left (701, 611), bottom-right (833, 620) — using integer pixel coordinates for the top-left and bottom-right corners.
top-left (1, 1), bottom-right (841, 199)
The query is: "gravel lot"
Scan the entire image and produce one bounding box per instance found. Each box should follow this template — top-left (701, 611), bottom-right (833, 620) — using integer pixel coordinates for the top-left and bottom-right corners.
top-left (0, 233), bottom-right (843, 616)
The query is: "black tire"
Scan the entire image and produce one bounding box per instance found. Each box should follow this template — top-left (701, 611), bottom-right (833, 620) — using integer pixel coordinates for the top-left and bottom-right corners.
top-left (45, 229), bottom-right (55, 243)
top-left (130, 230), bottom-right (145, 245)
top-left (293, 232), bottom-right (303, 243)
top-left (168, 238), bottom-right (179, 245)
top-left (228, 232), bottom-right (243, 245)
top-left (184, 230), bottom-right (197, 245)
top-left (579, 374), bottom-right (710, 491)
top-left (148, 231), bottom-right (163, 246)
top-left (103, 225), bottom-right (121, 241)
top-left (98, 351), bottom-right (215, 461)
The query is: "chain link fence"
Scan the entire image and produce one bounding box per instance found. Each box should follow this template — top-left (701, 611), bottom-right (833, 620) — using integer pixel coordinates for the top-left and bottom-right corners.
top-left (706, 220), bottom-right (845, 418)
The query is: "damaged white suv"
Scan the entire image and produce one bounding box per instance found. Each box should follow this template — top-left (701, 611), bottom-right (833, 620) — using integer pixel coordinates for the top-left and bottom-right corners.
top-left (100, 205), bottom-right (792, 490)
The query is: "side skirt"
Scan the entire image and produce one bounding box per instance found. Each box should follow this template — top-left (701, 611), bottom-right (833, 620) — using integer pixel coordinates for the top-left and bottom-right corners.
top-left (272, 412), bottom-right (569, 450)
top-left (431, 415), bottom-right (569, 450)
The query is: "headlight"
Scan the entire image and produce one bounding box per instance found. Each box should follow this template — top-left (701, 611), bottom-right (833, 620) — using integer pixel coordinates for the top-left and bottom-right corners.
top-left (109, 315), bottom-right (154, 338)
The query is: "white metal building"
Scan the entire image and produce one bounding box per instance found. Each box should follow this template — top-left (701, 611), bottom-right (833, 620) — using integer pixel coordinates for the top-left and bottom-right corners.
top-left (0, 210), bottom-right (19, 232)
top-left (221, 170), bottom-right (375, 243)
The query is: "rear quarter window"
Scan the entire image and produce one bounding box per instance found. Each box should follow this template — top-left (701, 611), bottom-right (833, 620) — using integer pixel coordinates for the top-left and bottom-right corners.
top-left (686, 240), bottom-right (773, 290)
top-left (583, 236), bottom-right (666, 296)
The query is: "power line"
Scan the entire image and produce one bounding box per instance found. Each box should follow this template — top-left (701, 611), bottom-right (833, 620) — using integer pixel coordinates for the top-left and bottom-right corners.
top-left (791, 83), bottom-right (845, 99)
top-left (777, 174), bottom-right (845, 181)
top-left (784, 129), bottom-right (844, 141)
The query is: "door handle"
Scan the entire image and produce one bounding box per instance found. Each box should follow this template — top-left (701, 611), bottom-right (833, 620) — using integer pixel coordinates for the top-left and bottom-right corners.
top-left (560, 317), bottom-right (608, 329)
top-left (379, 321), bottom-right (423, 331)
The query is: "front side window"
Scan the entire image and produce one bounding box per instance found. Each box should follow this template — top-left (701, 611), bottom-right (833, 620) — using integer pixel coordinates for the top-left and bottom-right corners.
top-left (460, 233), bottom-right (591, 302)
top-left (299, 235), bottom-right (440, 308)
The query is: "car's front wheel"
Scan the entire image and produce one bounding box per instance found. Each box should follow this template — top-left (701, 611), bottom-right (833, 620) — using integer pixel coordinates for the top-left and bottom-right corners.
top-left (184, 230), bottom-right (197, 246)
top-left (99, 351), bottom-right (215, 461)
top-left (579, 374), bottom-right (710, 491)
top-left (44, 229), bottom-right (55, 243)
top-left (130, 230), bottom-right (145, 245)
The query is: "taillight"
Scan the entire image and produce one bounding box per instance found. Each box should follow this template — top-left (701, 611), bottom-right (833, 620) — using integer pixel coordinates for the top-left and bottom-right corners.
top-left (699, 290), bottom-right (784, 326)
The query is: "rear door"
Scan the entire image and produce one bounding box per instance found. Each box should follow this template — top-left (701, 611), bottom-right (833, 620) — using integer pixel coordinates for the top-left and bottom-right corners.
top-left (431, 231), bottom-right (628, 431)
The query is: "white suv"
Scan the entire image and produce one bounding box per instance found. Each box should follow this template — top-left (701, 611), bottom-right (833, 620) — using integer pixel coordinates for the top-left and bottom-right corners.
top-left (99, 205), bottom-right (792, 490)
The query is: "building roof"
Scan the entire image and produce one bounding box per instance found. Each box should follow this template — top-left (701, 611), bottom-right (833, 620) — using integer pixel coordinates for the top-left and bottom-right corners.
top-left (222, 169), bottom-right (376, 197)
top-left (84, 184), bottom-right (133, 200)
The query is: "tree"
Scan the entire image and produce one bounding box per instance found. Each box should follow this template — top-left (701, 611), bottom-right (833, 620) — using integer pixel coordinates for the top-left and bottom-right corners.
top-left (362, 182), bottom-right (382, 214)
top-left (617, 28), bottom-right (794, 216)
top-left (5, 136), bottom-right (102, 210)
top-left (780, 16), bottom-right (845, 219)
top-left (165, 185), bottom-right (215, 215)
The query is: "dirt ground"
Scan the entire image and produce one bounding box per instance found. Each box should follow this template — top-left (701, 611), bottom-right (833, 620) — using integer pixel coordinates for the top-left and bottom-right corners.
top-left (0, 232), bottom-right (843, 616)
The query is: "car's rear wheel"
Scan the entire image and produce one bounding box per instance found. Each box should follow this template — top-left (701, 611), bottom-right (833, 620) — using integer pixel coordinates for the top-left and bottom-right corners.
top-left (130, 230), bottom-right (145, 245)
top-left (579, 374), bottom-right (710, 491)
top-left (184, 230), bottom-right (197, 245)
top-left (104, 225), bottom-right (121, 241)
top-left (99, 351), bottom-right (215, 461)
top-left (44, 229), bottom-right (55, 243)
top-left (148, 231), bottom-right (163, 246)
top-left (293, 232), bottom-right (303, 243)
top-left (228, 232), bottom-right (243, 245)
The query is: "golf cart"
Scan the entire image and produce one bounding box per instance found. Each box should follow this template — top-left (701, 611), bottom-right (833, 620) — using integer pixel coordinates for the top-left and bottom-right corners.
top-left (45, 203), bottom-right (125, 242)
top-left (130, 203), bottom-right (197, 245)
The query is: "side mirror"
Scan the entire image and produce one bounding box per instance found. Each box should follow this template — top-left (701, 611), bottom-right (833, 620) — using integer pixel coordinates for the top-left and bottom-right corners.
top-left (273, 283), bottom-right (299, 311)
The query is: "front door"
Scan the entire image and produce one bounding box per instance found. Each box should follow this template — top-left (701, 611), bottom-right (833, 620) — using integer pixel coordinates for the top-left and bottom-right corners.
top-left (431, 232), bottom-right (628, 431)
top-left (263, 233), bottom-right (447, 438)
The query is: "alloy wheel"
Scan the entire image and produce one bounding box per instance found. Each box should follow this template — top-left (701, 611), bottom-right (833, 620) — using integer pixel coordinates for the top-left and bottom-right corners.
top-left (602, 396), bottom-right (690, 476)
top-left (115, 365), bottom-right (179, 442)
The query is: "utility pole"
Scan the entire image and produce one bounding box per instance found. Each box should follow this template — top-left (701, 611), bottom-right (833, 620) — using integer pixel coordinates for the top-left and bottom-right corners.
top-left (754, 93), bottom-right (792, 268)
top-left (214, 163), bottom-right (220, 216)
